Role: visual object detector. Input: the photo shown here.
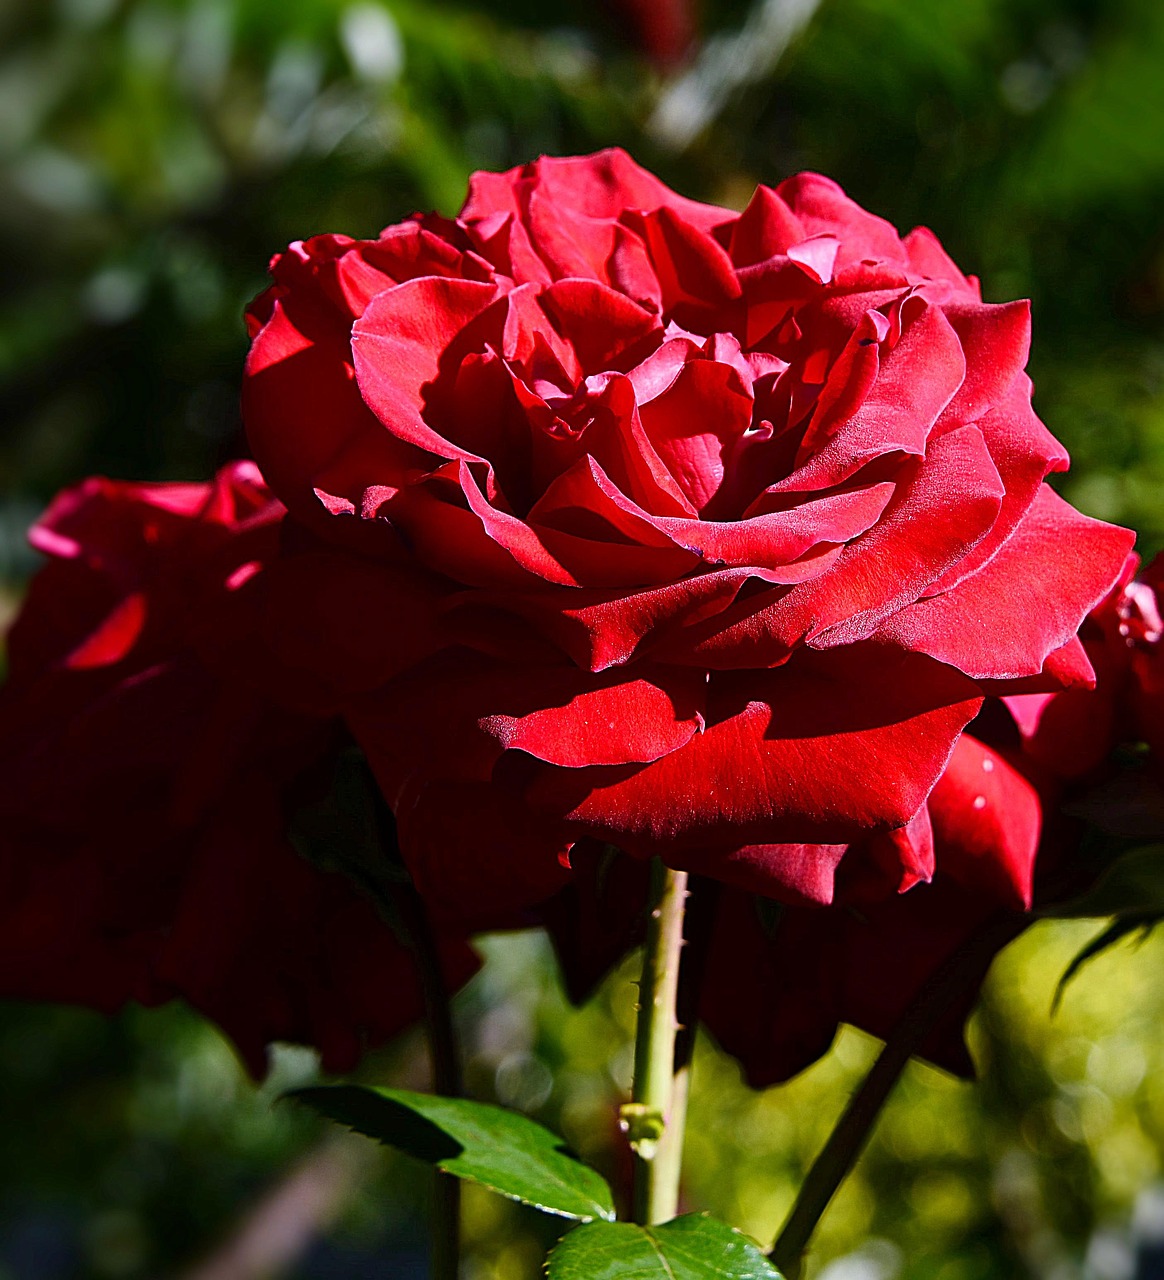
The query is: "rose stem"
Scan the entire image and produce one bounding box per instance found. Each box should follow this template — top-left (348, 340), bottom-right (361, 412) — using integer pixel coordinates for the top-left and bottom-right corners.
top-left (369, 791), bottom-right (462, 1280)
top-left (398, 882), bottom-right (462, 1280)
top-left (627, 859), bottom-right (690, 1225)
top-left (649, 876), bottom-right (720, 1224)
top-left (768, 913), bottom-right (1020, 1279)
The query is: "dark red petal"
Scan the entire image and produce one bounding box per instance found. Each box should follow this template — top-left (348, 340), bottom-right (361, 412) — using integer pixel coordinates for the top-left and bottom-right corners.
top-left (525, 646), bottom-right (982, 873)
top-left (243, 294), bottom-right (418, 521)
top-left (876, 485), bottom-right (1136, 682)
top-left (928, 735), bottom-right (1041, 909)
top-left (698, 891), bottom-right (842, 1087)
top-left (391, 775), bottom-right (574, 928)
top-left (780, 302), bottom-right (967, 494)
top-left (351, 276), bottom-right (500, 459)
top-left (254, 549), bottom-right (444, 712)
top-left (768, 424), bottom-right (1004, 651)
top-left (677, 841), bottom-right (849, 907)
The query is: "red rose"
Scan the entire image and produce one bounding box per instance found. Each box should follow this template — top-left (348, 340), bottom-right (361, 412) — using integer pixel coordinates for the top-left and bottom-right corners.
top-left (243, 149), bottom-right (1133, 915)
top-left (0, 463), bottom-right (476, 1074)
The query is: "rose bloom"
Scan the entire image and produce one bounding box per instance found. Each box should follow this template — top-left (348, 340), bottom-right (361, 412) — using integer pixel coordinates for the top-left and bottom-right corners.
top-left (243, 149), bottom-right (1133, 918)
top-left (0, 463), bottom-right (476, 1074)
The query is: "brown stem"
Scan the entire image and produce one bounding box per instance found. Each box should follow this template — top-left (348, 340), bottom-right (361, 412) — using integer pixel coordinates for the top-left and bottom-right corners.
top-left (769, 913), bottom-right (1021, 1279)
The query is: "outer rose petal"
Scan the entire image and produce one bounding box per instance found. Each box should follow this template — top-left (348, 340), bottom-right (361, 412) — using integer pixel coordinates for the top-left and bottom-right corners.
top-left (462, 148), bottom-right (727, 236)
top-left (902, 226), bottom-right (980, 297)
top-left (153, 786), bottom-right (480, 1076)
top-left (699, 875), bottom-right (1021, 1088)
top-left (777, 172), bottom-right (910, 270)
top-left (252, 547), bottom-right (446, 713)
top-left (244, 287), bottom-right (420, 525)
top-left (675, 841), bottom-right (849, 906)
top-left (935, 301), bottom-right (1031, 426)
top-left (925, 376), bottom-right (1070, 596)
top-left (524, 645), bottom-right (982, 890)
top-left (346, 653), bottom-right (709, 782)
top-left (875, 485), bottom-right (1136, 682)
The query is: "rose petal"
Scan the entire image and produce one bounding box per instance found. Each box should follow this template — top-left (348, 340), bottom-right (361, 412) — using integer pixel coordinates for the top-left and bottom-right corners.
top-left (925, 375), bottom-right (1070, 596)
top-left (762, 424), bottom-right (1005, 653)
top-left (781, 302), bottom-right (967, 493)
top-left (351, 276), bottom-right (501, 460)
top-left (525, 645), bottom-right (982, 878)
top-left (903, 226), bottom-right (980, 297)
top-left (876, 485), bottom-right (1136, 682)
top-left (928, 735), bottom-right (1042, 909)
top-left (778, 172), bottom-right (910, 270)
top-left (935, 300), bottom-right (1031, 426)
top-left (728, 184), bottom-right (806, 268)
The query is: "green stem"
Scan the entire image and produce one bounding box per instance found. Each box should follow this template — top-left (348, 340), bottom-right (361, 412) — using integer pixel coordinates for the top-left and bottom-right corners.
top-left (397, 881), bottom-right (461, 1280)
top-left (769, 913), bottom-right (1020, 1279)
top-left (366, 788), bottom-right (461, 1280)
top-left (648, 875), bottom-right (719, 1222)
top-left (626, 860), bottom-right (690, 1225)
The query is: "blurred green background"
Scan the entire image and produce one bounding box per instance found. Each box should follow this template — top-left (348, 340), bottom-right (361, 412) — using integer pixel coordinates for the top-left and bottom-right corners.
top-left (3, 0), bottom-right (1164, 1276)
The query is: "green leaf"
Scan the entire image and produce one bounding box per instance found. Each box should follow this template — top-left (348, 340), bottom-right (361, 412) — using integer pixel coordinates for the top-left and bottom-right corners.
top-left (1053, 915), bottom-right (1161, 1011)
top-left (545, 1214), bottom-right (785, 1279)
top-left (289, 1085), bottom-right (614, 1223)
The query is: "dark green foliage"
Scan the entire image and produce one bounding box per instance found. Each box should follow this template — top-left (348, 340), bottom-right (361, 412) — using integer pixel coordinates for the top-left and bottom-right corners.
top-left (291, 1085), bottom-right (616, 1221)
top-left (544, 1215), bottom-right (784, 1280)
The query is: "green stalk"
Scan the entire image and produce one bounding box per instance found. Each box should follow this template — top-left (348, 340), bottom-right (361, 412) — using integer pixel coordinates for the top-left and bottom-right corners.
top-left (364, 786), bottom-right (461, 1280)
top-left (624, 860), bottom-right (690, 1225)
top-left (397, 881), bottom-right (462, 1280)
top-left (769, 914), bottom-right (1020, 1278)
